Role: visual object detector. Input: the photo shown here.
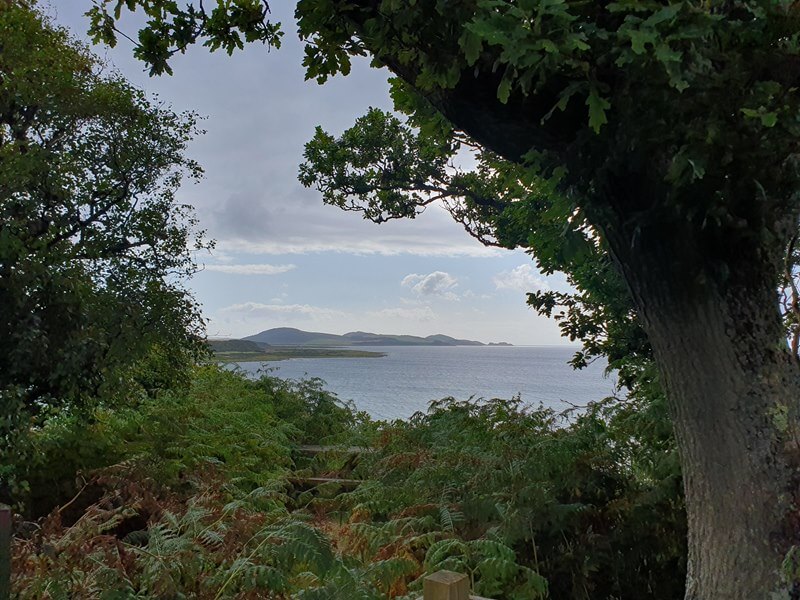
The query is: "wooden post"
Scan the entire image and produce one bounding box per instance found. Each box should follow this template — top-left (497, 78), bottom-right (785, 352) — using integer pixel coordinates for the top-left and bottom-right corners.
top-left (0, 504), bottom-right (10, 600)
top-left (423, 570), bottom-right (470, 600)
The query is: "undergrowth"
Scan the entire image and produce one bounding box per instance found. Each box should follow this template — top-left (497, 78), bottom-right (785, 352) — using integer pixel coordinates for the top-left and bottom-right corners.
top-left (9, 366), bottom-right (685, 599)
top-left (339, 395), bottom-right (685, 599)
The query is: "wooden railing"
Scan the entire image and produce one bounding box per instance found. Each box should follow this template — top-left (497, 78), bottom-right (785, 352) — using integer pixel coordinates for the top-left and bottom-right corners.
top-left (419, 570), bottom-right (494, 600)
top-left (289, 444), bottom-right (371, 489)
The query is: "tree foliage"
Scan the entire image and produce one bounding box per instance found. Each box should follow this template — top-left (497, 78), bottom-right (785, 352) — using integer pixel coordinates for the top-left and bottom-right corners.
top-left (87, 0), bottom-right (282, 76)
top-left (299, 106), bottom-right (655, 384)
top-left (0, 5), bottom-right (209, 449)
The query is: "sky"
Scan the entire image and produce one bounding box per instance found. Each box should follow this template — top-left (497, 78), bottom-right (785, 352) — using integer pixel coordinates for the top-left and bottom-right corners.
top-left (48, 1), bottom-right (574, 345)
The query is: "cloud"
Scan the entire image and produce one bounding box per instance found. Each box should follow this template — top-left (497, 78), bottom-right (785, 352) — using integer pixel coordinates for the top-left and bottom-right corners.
top-left (205, 190), bottom-right (502, 257)
top-left (219, 238), bottom-right (500, 257)
top-left (219, 302), bottom-right (344, 319)
top-left (493, 265), bottom-right (550, 293)
top-left (203, 263), bottom-right (296, 275)
top-left (368, 306), bottom-right (437, 321)
top-left (401, 271), bottom-right (459, 299)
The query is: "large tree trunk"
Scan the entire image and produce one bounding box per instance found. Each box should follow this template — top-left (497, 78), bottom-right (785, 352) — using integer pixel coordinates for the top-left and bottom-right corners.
top-left (601, 202), bottom-right (800, 598)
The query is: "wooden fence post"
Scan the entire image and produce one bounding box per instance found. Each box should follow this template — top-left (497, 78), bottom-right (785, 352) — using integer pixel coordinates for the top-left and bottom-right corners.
top-left (423, 570), bottom-right (470, 600)
top-left (0, 504), bottom-right (10, 600)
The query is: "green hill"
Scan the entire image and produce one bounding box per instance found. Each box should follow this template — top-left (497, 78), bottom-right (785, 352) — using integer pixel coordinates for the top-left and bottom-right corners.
top-left (207, 336), bottom-right (385, 362)
top-left (207, 338), bottom-right (267, 353)
top-left (244, 327), bottom-right (496, 347)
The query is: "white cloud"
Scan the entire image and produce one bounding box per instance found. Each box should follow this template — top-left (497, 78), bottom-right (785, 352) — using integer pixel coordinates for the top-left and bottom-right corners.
top-left (368, 306), bottom-right (437, 321)
top-left (493, 265), bottom-right (550, 293)
top-left (203, 263), bottom-right (296, 275)
top-left (402, 271), bottom-right (459, 299)
top-left (205, 193), bottom-right (501, 258)
top-left (217, 237), bottom-right (499, 258)
top-left (219, 302), bottom-right (344, 319)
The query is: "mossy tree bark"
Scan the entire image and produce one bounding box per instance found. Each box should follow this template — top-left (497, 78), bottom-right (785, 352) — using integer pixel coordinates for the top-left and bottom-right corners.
top-left (596, 176), bottom-right (800, 598)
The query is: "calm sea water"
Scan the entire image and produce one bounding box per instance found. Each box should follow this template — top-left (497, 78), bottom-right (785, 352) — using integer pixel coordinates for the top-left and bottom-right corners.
top-left (232, 345), bottom-right (616, 421)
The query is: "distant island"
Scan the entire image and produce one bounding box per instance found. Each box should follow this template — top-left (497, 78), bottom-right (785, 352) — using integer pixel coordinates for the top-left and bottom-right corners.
top-left (208, 328), bottom-right (512, 362)
top-left (207, 338), bottom-right (386, 362)
top-left (243, 327), bottom-right (512, 347)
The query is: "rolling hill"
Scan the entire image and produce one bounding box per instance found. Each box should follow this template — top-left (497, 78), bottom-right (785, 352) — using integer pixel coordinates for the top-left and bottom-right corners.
top-left (243, 327), bottom-right (499, 347)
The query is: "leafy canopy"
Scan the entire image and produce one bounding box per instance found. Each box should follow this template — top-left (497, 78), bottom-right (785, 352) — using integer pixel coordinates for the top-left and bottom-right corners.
top-left (88, 0), bottom-right (282, 75)
top-left (91, 1), bottom-right (800, 176)
top-left (0, 5), bottom-right (210, 444)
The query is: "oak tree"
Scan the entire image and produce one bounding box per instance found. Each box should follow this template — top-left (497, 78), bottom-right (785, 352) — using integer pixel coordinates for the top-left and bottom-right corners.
top-left (88, 1), bottom-right (800, 597)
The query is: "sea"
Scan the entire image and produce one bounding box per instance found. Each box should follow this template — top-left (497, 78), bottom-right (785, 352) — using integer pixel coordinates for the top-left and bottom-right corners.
top-left (231, 345), bottom-right (617, 421)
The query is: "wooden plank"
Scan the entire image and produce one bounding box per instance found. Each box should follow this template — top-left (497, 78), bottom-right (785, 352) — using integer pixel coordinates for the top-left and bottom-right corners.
top-left (288, 476), bottom-right (362, 489)
top-left (296, 445), bottom-right (376, 455)
top-left (416, 594), bottom-right (493, 599)
top-left (0, 504), bottom-right (10, 600)
top-left (416, 596), bottom-right (494, 600)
